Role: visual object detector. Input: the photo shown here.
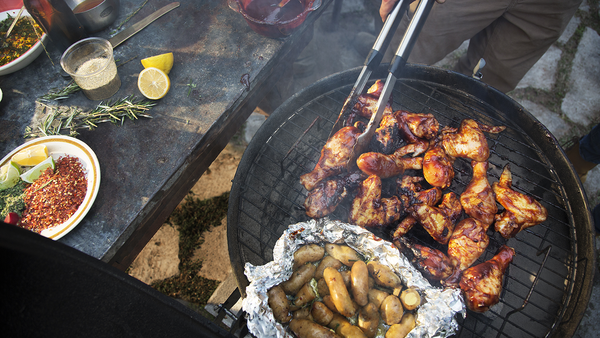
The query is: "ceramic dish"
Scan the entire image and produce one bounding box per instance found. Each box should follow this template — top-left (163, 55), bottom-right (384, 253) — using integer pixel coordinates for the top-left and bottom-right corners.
top-left (0, 136), bottom-right (101, 240)
top-left (0, 7), bottom-right (48, 76)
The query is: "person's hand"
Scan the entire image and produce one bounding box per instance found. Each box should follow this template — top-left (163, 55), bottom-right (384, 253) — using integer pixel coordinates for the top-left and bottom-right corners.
top-left (380, 0), bottom-right (446, 22)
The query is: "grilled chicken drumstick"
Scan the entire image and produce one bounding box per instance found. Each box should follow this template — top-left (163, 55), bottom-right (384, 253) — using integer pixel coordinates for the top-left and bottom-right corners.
top-left (304, 172), bottom-right (365, 218)
top-left (493, 164), bottom-right (548, 238)
top-left (460, 245), bottom-right (515, 312)
top-left (441, 119), bottom-right (506, 162)
top-left (460, 160), bottom-right (497, 225)
top-left (447, 217), bottom-right (490, 271)
top-left (349, 174), bottom-right (403, 228)
top-left (357, 143), bottom-right (425, 179)
top-left (300, 126), bottom-right (362, 191)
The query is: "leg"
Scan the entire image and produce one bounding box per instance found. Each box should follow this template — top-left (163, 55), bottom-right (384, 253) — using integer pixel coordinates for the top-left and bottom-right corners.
top-left (579, 124), bottom-right (600, 164)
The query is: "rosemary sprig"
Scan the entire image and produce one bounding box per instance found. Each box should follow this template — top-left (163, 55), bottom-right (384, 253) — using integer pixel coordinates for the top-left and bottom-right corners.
top-left (38, 81), bottom-right (81, 101)
top-left (24, 95), bottom-right (155, 138)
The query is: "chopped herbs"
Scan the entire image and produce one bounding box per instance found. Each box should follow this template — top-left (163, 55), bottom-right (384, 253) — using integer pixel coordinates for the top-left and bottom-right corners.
top-left (0, 14), bottom-right (44, 66)
top-left (0, 180), bottom-right (27, 218)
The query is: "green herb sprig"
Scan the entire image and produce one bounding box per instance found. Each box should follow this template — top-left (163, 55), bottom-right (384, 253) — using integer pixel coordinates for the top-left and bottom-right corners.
top-left (38, 81), bottom-right (81, 101)
top-left (24, 95), bottom-right (155, 138)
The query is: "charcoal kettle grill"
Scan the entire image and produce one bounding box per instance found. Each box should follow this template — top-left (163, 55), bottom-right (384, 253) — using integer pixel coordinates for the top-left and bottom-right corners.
top-left (227, 64), bottom-right (595, 337)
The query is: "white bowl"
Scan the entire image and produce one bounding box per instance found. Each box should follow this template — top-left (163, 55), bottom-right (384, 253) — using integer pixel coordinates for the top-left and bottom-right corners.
top-left (0, 9), bottom-right (48, 76)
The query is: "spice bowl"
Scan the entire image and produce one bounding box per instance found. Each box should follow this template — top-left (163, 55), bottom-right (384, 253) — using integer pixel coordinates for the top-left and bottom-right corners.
top-left (0, 4), bottom-right (48, 76)
top-left (228, 0), bottom-right (321, 39)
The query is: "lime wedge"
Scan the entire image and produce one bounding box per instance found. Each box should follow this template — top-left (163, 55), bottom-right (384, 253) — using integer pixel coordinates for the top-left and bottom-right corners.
top-left (0, 161), bottom-right (21, 190)
top-left (20, 156), bottom-right (55, 183)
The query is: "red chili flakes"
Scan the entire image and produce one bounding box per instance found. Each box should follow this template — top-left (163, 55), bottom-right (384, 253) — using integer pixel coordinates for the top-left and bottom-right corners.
top-left (20, 156), bottom-right (87, 234)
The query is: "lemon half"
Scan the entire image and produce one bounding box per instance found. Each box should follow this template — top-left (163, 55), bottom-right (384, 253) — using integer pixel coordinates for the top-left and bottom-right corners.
top-left (141, 52), bottom-right (174, 74)
top-left (138, 67), bottom-right (171, 100)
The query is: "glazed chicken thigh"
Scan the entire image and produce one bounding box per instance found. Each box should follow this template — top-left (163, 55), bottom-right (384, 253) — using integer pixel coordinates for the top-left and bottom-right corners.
top-left (349, 175), bottom-right (403, 228)
top-left (460, 160), bottom-right (497, 225)
top-left (493, 164), bottom-right (548, 238)
top-left (409, 192), bottom-right (462, 245)
top-left (304, 172), bottom-right (365, 218)
top-left (423, 137), bottom-right (455, 189)
top-left (448, 217), bottom-right (490, 271)
top-left (460, 245), bottom-right (515, 312)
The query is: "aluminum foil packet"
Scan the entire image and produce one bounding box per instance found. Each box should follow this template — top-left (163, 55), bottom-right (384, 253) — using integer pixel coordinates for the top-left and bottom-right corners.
top-left (242, 218), bottom-right (465, 338)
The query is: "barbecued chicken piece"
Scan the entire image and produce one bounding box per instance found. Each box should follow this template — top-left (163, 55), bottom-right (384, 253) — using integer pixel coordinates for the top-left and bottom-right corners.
top-left (392, 176), bottom-right (442, 239)
top-left (304, 172), bottom-right (365, 219)
top-left (460, 160), bottom-right (497, 225)
top-left (349, 174), bottom-right (403, 228)
top-left (372, 113), bottom-right (401, 154)
top-left (396, 111), bottom-right (440, 141)
top-left (493, 164), bottom-right (548, 238)
top-left (300, 126), bottom-right (362, 191)
top-left (409, 192), bottom-right (462, 245)
top-left (460, 245), bottom-right (515, 312)
top-left (349, 79), bottom-right (393, 120)
top-left (356, 143), bottom-right (425, 179)
top-left (423, 137), bottom-right (455, 189)
top-left (448, 218), bottom-right (490, 271)
top-left (441, 119), bottom-right (506, 162)
top-left (394, 237), bottom-right (461, 287)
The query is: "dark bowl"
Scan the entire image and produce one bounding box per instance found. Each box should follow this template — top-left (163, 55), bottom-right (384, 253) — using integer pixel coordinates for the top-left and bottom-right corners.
top-left (229, 0), bottom-right (321, 39)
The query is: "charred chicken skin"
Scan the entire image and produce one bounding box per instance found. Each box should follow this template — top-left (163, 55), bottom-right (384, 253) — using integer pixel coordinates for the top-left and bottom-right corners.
top-left (373, 113), bottom-right (401, 154)
top-left (441, 119), bottom-right (506, 162)
top-left (300, 126), bottom-right (361, 191)
top-left (460, 245), bottom-right (515, 312)
top-left (395, 237), bottom-right (461, 287)
top-left (423, 137), bottom-right (455, 189)
top-left (356, 143), bottom-right (425, 179)
top-left (349, 174), bottom-right (403, 228)
top-left (409, 192), bottom-right (462, 245)
top-left (448, 218), bottom-right (490, 271)
top-left (304, 172), bottom-right (365, 218)
top-left (460, 160), bottom-right (498, 225)
top-left (392, 176), bottom-right (442, 239)
top-left (493, 164), bottom-right (548, 238)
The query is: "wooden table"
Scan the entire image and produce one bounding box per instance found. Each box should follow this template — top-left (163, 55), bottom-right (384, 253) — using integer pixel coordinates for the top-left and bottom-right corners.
top-left (0, 0), bottom-right (329, 271)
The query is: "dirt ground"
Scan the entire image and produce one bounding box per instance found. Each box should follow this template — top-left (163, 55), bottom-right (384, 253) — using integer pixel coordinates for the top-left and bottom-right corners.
top-left (128, 142), bottom-right (246, 285)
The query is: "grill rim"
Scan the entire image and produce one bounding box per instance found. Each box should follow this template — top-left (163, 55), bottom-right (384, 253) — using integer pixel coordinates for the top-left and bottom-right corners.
top-left (227, 64), bottom-right (595, 337)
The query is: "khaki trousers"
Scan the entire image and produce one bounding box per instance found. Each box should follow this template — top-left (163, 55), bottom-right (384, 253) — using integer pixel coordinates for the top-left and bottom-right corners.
top-left (386, 0), bottom-right (582, 92)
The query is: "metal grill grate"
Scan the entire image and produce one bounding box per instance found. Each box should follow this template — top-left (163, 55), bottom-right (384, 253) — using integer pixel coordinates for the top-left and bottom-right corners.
top-left (227, 65), bottom-right (594, 337)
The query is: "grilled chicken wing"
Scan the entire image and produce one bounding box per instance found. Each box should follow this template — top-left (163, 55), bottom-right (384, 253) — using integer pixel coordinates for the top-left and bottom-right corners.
top-left (441, 119), bottom-right (506, 162)
top-left (394, 237), bottom-right (461, 287)
top-left (304, 172), bottom-right (365, 218)
top-left (460, 245), bottom-right (515, 312)
top-left (397, 111), bottom-right (440, 141)
top-left (392, 176), bottom-right (442, 239)
top-left (350, 79), bottom-right (393, 120)
top-left (493, 164), bottom-right (548, 238)
top-left (448, 218), bottom-right (489, 271)
top-left (409, 192), bottom-right (462, 245)
top-left (460, 161), bottom-right (497, 225)
top-left (300, 126), bottom-right (361, 191)
top-left (357, 143), bottom-right (425, 179)
top-left (349, 174), bottom-right (403, 228)
top-left (423, 137), bottom-right (455, 189)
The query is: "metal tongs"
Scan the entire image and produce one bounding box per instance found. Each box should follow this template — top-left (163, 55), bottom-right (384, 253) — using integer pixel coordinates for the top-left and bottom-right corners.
top-left (328, 0), bottom-right (435, 169)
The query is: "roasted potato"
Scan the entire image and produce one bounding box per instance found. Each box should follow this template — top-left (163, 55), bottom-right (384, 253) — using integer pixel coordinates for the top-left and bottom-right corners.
top-left (323, 295), bottom-right (339, 313)
top-left (385, 313), bottom-right (416, 338)
top-left (367, 261), bottom-right (402, 289)
top-left (351, 260), bottom-right (369, 306)
top-left (324, 267), bottom-right (356, 317)
top-left (400, 288), bottom-right (421, 310)
top-left (312, 301), bottom-right (334, 326)
top-left (325, 243), bottom-right (362, 267)
top-left (290, 318), bottom-right (342, 338)
top-left (315, 256), bottom-right (343, 279)
top-left (293, 244), bottom-right (325, 270)
top-left (380, 295), bottom-right (404, 325)
top-left (358, 303), bottom-right (380, 338)
top-left (281, 263), bottom-right (316, 295)
top-left (368, 288), bottom-right (390, 309)
top-left (328, 313), bottom-right (368, 338)
top-left (267, 285), bottom-right (291, 323)
top-left (295, 282), bottom-right (317, 307)
top-left (340, 269), bottom-right (352, 288)
top-left (318, 278), bottom-right (330, 296)
top-left (293, 306), bottom-right (313, 320)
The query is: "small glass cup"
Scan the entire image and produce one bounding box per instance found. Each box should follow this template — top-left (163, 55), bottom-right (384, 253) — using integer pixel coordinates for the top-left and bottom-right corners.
top-left (60, 37), bottom-right (121, 100)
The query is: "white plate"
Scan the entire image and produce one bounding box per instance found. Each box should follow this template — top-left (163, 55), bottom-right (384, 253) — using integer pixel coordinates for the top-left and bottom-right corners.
top-left (0, 9), bottom-right (48, 76)
top-left (1, 136), bottom-right (101, 240)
